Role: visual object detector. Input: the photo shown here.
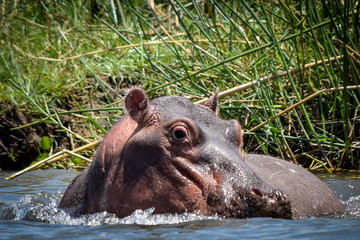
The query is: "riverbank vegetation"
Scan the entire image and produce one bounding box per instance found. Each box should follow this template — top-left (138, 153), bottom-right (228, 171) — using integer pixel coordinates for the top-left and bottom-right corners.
top-left (1, 0), bottom-right (359, 172)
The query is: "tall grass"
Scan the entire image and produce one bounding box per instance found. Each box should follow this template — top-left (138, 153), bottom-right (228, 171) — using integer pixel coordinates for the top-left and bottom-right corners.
top-left (1, 0), bottom-right (359, 170)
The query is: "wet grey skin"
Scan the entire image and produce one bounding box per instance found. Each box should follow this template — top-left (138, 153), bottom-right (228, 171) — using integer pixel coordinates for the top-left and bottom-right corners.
top-left (245, 154), bottom-right (344, 218)
top-left (59, 88), bottom-right (343, 219)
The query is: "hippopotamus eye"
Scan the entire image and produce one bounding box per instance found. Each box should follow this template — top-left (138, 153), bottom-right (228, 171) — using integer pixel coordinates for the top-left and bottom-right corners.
top-left (172, 126), bottom-right (188, 141)
top-left (166, 118), bottom-right (198, 145)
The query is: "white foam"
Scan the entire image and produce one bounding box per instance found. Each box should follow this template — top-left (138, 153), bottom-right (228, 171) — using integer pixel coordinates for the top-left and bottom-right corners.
top-left (3, 191), bottom-right (360, 225)
top-left (2, 191), bottom-right (218, 226)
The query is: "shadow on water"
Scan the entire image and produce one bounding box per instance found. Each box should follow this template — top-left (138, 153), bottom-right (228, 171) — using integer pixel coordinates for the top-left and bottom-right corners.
top-left (0, 170), bottom-right (360, 240)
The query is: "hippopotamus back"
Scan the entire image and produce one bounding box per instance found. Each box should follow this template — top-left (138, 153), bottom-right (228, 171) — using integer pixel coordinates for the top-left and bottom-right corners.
top-left (245, 154), bottom-right (344, 218)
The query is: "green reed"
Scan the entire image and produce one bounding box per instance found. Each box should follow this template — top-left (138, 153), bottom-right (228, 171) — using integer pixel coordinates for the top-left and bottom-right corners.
top-left (0, 0), bottom-right (359, 170)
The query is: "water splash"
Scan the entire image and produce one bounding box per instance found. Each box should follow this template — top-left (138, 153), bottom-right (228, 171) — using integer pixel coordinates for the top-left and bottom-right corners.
top-left (0, 192), bottom-right (218, 226)
top-left (1, 190), bottom-right (359, 226)
top-left (341, 195), bottom-right (360, 218)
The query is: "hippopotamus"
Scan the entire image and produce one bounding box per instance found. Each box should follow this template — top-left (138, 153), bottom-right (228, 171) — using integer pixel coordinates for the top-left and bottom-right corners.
top-left (59, 88), bottom-right (344, 219)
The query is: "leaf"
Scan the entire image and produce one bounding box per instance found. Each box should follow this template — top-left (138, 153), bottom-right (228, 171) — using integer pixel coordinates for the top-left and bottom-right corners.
top-left (37, 152), bottom-right (49, 161)
top-left (71, 157), bottom-right (83, 165)
top-left (39, 136), bottom-right (53, 150)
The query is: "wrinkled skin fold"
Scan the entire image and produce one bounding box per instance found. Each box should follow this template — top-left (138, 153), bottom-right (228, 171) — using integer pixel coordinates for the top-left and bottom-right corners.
top-left (59, 88), bottom-right (343, 219)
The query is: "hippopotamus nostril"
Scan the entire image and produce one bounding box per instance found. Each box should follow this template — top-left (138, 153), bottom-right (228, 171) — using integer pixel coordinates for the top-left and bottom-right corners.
top-left (251, 187), bottom-right (264, 198)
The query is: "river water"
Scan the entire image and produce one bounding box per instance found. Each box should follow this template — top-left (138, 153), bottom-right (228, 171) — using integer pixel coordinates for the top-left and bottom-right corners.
top-left (0, 169), bottom-right (359, 240)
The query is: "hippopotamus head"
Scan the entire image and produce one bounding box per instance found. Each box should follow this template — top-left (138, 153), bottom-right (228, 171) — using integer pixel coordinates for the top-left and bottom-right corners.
top-left (91, 88), bottom-right (291, 219)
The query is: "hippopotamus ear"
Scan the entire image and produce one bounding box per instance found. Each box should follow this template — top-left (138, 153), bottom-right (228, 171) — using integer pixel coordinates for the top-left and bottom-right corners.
top-left (125, 88), bottom-right (149, 123)
top-left (203, 88), bottom-right (219, 114)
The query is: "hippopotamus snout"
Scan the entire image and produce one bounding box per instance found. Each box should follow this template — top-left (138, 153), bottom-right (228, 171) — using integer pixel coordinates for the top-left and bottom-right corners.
top-left (249, 187), bottom-right (291, 218)
top-left (205, 180), bottom-right (291, 219)
top-left (214, 181), bottom-right (292, 219)
top-left (195, 114), bottom-right (292, 218)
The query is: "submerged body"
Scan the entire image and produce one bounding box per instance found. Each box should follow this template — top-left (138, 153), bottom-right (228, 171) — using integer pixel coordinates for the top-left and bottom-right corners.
top-left (60, 88), bottom-right (343, 219)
